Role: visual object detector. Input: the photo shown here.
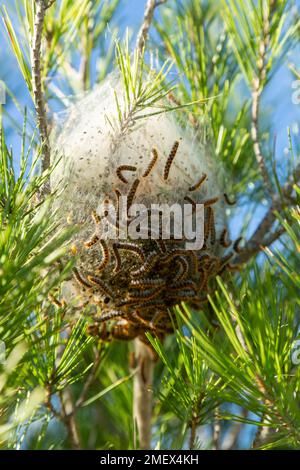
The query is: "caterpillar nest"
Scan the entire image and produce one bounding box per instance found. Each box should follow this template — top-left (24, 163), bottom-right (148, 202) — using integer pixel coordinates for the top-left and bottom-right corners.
top-left (51, 75), bottom-right (238, 346)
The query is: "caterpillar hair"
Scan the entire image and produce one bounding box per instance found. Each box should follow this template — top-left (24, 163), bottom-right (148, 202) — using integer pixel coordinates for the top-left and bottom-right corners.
top-left (127, 178), bottom-right (140, 213)
top-left (224, 193), bottom-right (236, 206)
top-left (233, 236), bottom-right (243, 253)
top-left (98, 240), bottom-right (110, 271)
top-left (116, 165), bottom-right (137, 184)
top-left (84, 234), bottom-right (100, 248)
top-left (220, 228), bottom-right (232, 248)
top-left (188, 173), bottom-right (207, 192)
top-left (143, 148), bottom-right (158, 177)
top-left (87, 275), bottom-right (115, 298)
top-left (163, 140), bottom-right (180, 180)
top-left (73, 267), bottom-right (93, 289)
top-left (130, 251), bottom-right (158, 277)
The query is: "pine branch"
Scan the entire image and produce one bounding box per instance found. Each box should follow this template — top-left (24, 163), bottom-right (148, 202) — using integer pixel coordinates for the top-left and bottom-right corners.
top-left (251, 4), bottom-right (272, 195)
top-left (234, 161), bottom-right (300, 264)
top-left (136, 0), bottom-right (167, 54)
top-left (31, 0), bottom-right (55, 175)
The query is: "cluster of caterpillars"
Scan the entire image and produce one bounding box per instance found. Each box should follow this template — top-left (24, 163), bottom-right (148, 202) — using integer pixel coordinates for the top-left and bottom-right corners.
top-left (66, 141), bottom-right (241, 345)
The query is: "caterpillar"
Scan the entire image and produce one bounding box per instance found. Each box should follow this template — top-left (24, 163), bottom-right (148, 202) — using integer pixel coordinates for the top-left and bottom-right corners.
top-left (154, 239), bottom-right (167, 253)
top-left (91, 210), bottom-right (101, 225)
top-left (130, 278), bottom-right (166, 288)
top-left (167, 290), bottom-right (196, 300)
top-left (129, 286), bottom-right (164, 301)
top-left (220, 228), bottom-right (232, 248)
top-left (168, 280), bottom-right (197, 292)
top-left (73, 267), bottom-right (93, 289)
top-left (188, 251), bottom-right (199, 275)
top-left (127, 178), bottom-right (140, 213)
top-left (93, 310), bottom-right (125, 323)
top-left (130, 251), bottom-right (158, 277)
top-left (233, 236), bottom-right (243, 253)
top-left (173, 256), bottom-right (190, 282)
top-left (112, 243), bottom-right (122, 273)
top-left (203, 196), bottom-right (219, 208)
top-left (114, 242), bottom-right (145, 261)
top-left (163, 140), bottom-right (180, 180)
top-left (143, 148), bottom-right (158, 177)
top-left (209, 207), bottom-right (216, 245)
top-left (224, 193), bottom-right (236, 206)
top-left (189, 173), bottom-right (207, 192)
top-left (48, 293), bottom-right (65, 308)
top-left (87, 275), bottom-right (115, 298)
top-left (84, 234), bottom-right (99, 248)
top-left (116, 165), bottom-right (137, 184)
top-left (184, 195), bottom-right (196, 213)
top-left (98, 240), bottom-right (110, 271)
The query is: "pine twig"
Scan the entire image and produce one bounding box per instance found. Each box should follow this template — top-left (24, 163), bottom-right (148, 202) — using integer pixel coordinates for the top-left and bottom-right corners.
top-left (233, 161), bottom-right (300, 264)
top-left (136, 0), bottom-right (167, 55)
top-left (189, 414), bottom-right (197, 450)
top-left (59, 389), bottom-right (82, 450)
top-left (212, 408), bottom-right (221, 450)
top-left (251, 4), bottom-right (272, 195)
top-left (31, 0), bottom-right (55, 175)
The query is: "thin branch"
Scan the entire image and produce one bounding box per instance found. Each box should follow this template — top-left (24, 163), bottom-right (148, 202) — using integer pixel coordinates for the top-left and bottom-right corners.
top-left (189, 414), bottom-right (197, 450)
top-left (133, 339), bottom-right (155, 449)
top-left (212, 408), bottom-right (221, 450)
top-left (59, 389), bottom-right (81, 450)
top-left (31, 0), bottom-right (55, 175)
top-left (234, 161), bottom-right (300, 264)
top-left (136, 0), bottom-right (167, 55)
top-left (251, 3), bottom-right (272, 195)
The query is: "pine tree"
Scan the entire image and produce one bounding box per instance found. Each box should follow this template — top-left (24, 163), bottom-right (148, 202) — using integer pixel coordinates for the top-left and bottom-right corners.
top-left (0, 0), bottom-right (300, 451)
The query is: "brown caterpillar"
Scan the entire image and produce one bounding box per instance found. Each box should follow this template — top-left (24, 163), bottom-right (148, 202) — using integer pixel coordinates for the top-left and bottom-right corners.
top-left (48, 293), bottom-right (65, 308)
top-left (114, 242), bottom-right (145, 261)
top-left (220, 228), bottom-right (232, 248)
top-left (130, 251), bottom-right (158, 277)
top-left (163, 140), bottom-right (180, 180)
top-left (98, 240), bottom-right (110, 271)
top-left (127, 178), bottom-right (140, 213)
top-left (91, 210), bottom-right (101, 225)
top-left (224, 193), bottom-right (236, 205)
top-left (233, 237), bottom-right (243, 253)
top-left (154, 239), bottom-right (167, 253)
top-left (173, 256), bottom-right (190, 282)
top-left (116, 165), bottom-right (137, 184)
top-left (87, 275), bottom-right (115, 298)
top-left (130, 278), bottom-right (166, 288)
top-left (143, 148), bottom-right (158, 177)
top-left (93, 310), bottom-right (125, 323)
top-left (184, 195), bottom-right (196, 213)
top-left (203, 197), bottom-right (219, 208)
top-left (73, 267), bottom-right (93, 289)
top-left (167, 290), bottom-right (196, 300)
top-left (129, 286), bottom-right (164, 301)
top-left (84, 234), bottom-right (99, 248)
top-left (189, 173), bottom-right (207, 192)
top-left (112, 243), bottom-right (122, 273)
top-left (209, 208), bottom-right (216, 245)
top-left (168, 280), bottom-right (197, 292)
